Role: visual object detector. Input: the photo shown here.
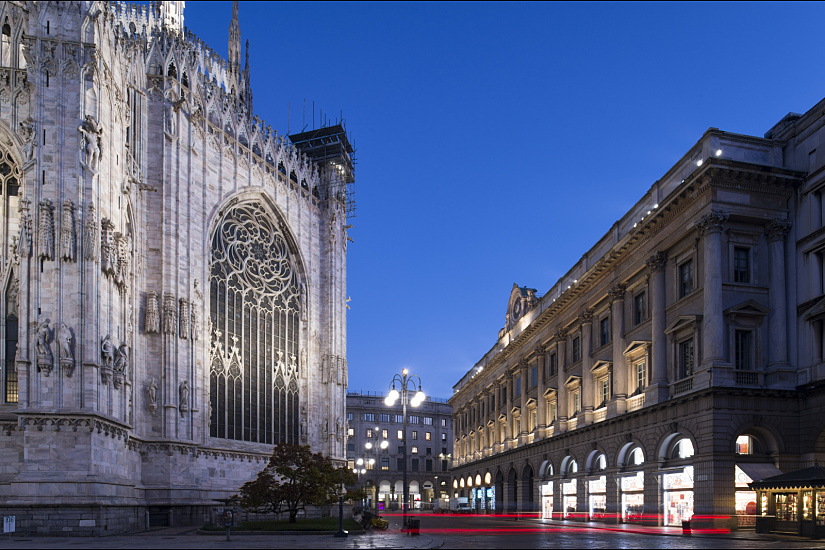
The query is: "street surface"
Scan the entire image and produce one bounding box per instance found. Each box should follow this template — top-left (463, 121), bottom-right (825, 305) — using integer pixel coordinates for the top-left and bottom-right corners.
top-left (0, 513), bottom-right (822, 548)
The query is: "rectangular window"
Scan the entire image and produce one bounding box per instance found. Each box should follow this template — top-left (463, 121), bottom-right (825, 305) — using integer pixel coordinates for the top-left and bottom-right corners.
top-left (441, 460), bottom-right (448, 471)
top-left (364, 413), bottom-right (375, 422)
top-left (382, 429), bottom-right (388, 439)
top-left (735, 330), bottom-right (752, 370)
top-left (572, 391), bottom-right (580, 415)
top-left (381, 458), bottom-right (389, 471)
top-left (397, 445), bottom-right (404, 454)
top-left (411, 446), bottom-right (419, 454)
top-left (530, 410), bottom-right (537, 432)
top-left (600, 317), bottom-right (610, 347)
top-left (426, 459), bottom-right (433, 472)
top-left (733, 247), bottom-right (750, 283)
top-left (550, 401), bottom-right (557, 424)
top-left (679, 339), bottom-right (695, 379)
top-left (441, 418), bottom-right (447, 427)
top-left (424, 417), bottom-right (433, 425)
top-left (442, 447), bottom-right (448, 455)
top-left (635, 359), bottom-right (646, 391)
top-left (679, 260), bottom-right (694, 298)
top-left (380, 413), bottom-right (391, 423)
top-left (348, 428), bottom-right (354, 437)
top-left (426, 447), bottom-right (432, 455)
top-left (531, 366), bottom-right (538, 387)
top-left (348, 460), bottom-right (354, 469)
top-left (397, 458), bottom-right (404, 470)
top-left (425, 432), bottom-right (432, 441)
top-left (549, 353), bottom-right (558, 376)
top-left (515, 376), bottom-right (521, 397)
top-left (366, 429), bottom-right (373, 438)
top-left (633, 292), bottom-right (647, 325)
top-left (412, 430), bottom-right (418, 440)
top-left (411, 458), bottom-right (419, 471)
top-left (347, 444), bottom-right (354, 452)
top-left (409, 415), bottom-right (420, 424)
top-left (397, 430), bottom-right (403, 440)
top-left (572, 336), bottom-right (581, 362)
top-left (599, 377), bottom-right (610, 408)
top-left (347, 413), bottom-right (353, 421)
top-left (441, 433), bottom-right (447, 441)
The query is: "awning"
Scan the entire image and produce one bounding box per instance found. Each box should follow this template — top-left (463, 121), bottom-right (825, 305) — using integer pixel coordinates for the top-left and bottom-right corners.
top-left (738, 463), bottom-right (782, 484)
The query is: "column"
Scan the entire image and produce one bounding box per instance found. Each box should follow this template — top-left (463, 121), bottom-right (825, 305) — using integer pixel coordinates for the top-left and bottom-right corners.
top-left (536, 345), bottom-right (547, 439)
top-left (493, 381), bottom-right (502, 451)
top-left (504, 372), bottom-right (513, 448)
top-left (556, 329), bottom-right (568, 433)
top-left (580, 309), bottom-right (595, 426)
top-left (519, 359), bottom-right (528, 442)
top-left (765, 219), bottom-right (792, 369)
top-left (645, 251), bottom-right (668, 404)
top-left (608, 284), bottom-right (627, 417)
top-left (698, 210), bottom-right (728, 367)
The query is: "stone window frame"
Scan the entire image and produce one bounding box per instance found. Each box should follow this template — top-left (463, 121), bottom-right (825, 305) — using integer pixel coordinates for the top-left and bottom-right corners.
top-left (728, 230), bottom-right (760, 285)
top-left (591, 360), bottom-right (612, 409)
top-left (665, 315), bottom-right (702, 382)
top-left (565, 376), bottom-right (582, 417)
top-left (633, 289), bottom-right (648, 326)
top-left (548, 350), bottom-right (558, 377)
top-left (623, 341), bottom-right (651, 396)
top-left (598, 312), bottom-right (611, 349)
top-left (571, 334), bottom-right (582, 364)
top-left (677, 257), bottom-right (695, 299)
top-left (543, 387), bottom-right (558, 426)
top-left (525, 397), bottom-right (538, 433)
top-left (724, 300), bottom-right (768, 374)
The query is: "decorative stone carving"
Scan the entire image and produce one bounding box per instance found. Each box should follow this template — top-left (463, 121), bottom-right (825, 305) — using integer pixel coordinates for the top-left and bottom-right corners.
top-left (19, 116), bottom-right (35, 162)
top-left (191, 308), bottom-right (199, 340)
top-left (608, 284), bottom-right (626, 301)
top-left (179, 298), bottom-right (189, 340)
top-left (34, 316), bottom-right (53, 376)
top-left (146, 378), bottom-right (159, 416)
top-left (645, 251), bottom-right (667, 274)
top-left (145, 290), bottom-right (160, 333)
top-left (100, 334), bottom-right (114, 384)
top-left (17, 198), bottom-right (31, 259)
top-left (555, 327), bottom-right (568, 340)
top-left (765, 219), bottom-right (793, 242)
top-left (696, 210), bottom-right (729, 235)
top-left (38, 199), bottom-right (55, 261)
top-left (58, 323), bottom-right (74, 376)
top-left (179, 380), bottom-right (190, 413)
top-left (113, 343), bottom-right (128, 389)
top-left (60, 200), bottom-right (76, 262)
top-left (84, 203), bottom-right (97, 261)
top-left (101, 218), bottom-right (116, 276)
top-left (578, 308), bottom-right (594, 325)
top-left (163, 292), bottom-right (177, 335)
top-left (78, 115), bottom-right (103, 170)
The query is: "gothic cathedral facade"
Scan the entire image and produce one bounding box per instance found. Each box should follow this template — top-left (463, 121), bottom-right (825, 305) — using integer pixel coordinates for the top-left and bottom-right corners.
top-left (0, 1), bottom-right (351, 533)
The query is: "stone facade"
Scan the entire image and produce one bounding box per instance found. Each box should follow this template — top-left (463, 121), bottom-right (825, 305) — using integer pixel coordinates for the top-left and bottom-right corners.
top-left (346, 392), bottom-right (453, 510)
top-left (0, 1), bottom-right (351, 535)
top-left (449, 97), bottom-right (825, 529)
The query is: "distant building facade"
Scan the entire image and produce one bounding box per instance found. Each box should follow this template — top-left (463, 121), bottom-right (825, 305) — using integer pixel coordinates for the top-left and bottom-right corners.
top-left (0, 1), bottom-right (352, 534)
top-left (449, 96), bottom-right (825, 530)
top-left (346, 391), bottom-right (452, 510)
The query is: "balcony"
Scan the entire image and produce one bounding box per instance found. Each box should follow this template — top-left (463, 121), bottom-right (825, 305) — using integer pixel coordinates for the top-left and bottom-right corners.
top-left (594, 408), bottom-right (607, 423)
top-left (627, 393), bottom-right (645, 412)
top-left (672, 376), bottom-right (694, 395)
top-left (735, 370), bottom-right (761, 386)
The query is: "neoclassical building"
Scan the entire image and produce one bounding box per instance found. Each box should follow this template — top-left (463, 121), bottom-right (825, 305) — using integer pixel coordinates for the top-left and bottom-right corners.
top-left (449, 97), bottom-right (825, 530)
top-left (0, 1), bottom-right (351, 534)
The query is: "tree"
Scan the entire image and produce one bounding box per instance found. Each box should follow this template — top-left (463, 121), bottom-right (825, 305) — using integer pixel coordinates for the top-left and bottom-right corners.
top-left (238, 444), bottom-right (364, 523)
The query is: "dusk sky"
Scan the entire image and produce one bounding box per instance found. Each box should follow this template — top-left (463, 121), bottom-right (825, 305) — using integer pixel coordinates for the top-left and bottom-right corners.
top-left (183, 1), bottom-right (825, 400)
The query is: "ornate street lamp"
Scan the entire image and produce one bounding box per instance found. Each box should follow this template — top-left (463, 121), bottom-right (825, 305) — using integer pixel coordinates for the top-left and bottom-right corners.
top-left (385, 368), bottom-right (425, 528)
top-left (365, 434), bottom-right (389, 515)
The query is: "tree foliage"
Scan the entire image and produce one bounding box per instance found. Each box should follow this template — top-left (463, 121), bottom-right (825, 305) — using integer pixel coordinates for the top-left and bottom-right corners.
top-left (238, 444), bottom-right (365, 523)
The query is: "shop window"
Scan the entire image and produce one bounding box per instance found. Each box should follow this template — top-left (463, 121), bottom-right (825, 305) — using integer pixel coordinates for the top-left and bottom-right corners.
top-left (776, 494), bottom-right (798, 522)
top-left (627, 447), bottom-right (644, 466)
top-left (733, 246), bottom-right (750, 283)
top-left (633, 292), bottom-right (647, 325)
top-left (735, 434), bottom-right (761, 455)
top-left (679, 260), bottom-right (694, 298)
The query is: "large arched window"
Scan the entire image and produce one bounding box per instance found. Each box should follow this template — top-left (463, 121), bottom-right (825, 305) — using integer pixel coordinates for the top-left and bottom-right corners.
top-left (0, 143), bottom-right (19, 404)
top-left (209, 201), bottom-right (301, 444)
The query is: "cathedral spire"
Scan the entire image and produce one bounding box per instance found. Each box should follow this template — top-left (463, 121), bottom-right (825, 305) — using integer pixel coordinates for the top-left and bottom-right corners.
top-left (228, 0), bottom-right (241, 70)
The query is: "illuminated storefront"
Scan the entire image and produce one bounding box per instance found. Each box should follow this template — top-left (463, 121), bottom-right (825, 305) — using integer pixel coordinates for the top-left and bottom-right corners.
top-left (562, 479), bottom-right (577, 519)
top-left (619, 471), bottom-right (644, 523)
top-left (662, 467), bottom-right (694, 526)
top-left (587, 475), bottom-right (607, 520)
top-left (750, 465), bottom-right (825, 538)
top-left (734, 465), bottom-right (757, 527)
top-left (541, 482), bottom-right (553, 519)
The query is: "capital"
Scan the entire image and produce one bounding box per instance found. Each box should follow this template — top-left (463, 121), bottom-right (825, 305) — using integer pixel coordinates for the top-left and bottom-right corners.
top-left (536, 344), bottom-right (547, 355)
top-left (608, 284), bottom-right (626, 301)
top-left (555, 327), bottom-right (568, 340)
top-left (578, 308), bottom-right (594, 325)
top-left (645, 251), bottom-right (667, 274)
top-left (764, 218), bottom-right (792, 242)
top-left (696, 210), bottom-right (729, 235)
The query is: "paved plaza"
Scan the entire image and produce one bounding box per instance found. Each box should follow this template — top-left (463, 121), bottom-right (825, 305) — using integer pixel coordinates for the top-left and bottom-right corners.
top-left (0, 513), bottom-right (822, 549)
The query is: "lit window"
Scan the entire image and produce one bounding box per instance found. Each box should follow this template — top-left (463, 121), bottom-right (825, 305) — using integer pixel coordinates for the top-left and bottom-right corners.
top-left (366, 429), bottom-right (373, 438)
top-left (671, 438), bottom-right (695, 459)
top-left (425, 432), bottom-right (432, 441)
top-left (381, 458), bottom-right (389, 471)
top-left (736, 435), bottom-right (760, 455)
top-left (411, 446), bottom-right (419, 454)
top-left (364, 413), bottom-right (375, 422)
top-left (424, 417), bottom-right (433, 426)
top-left (397, 430), bottom-right (403, 440)
top-left (572, 391), bottom-right (580, 415)
top-left (382, 429), bottom-right (388, 439)
top-left (627, 447), bottom-right (644, 466)
top-left (635, 360), bottom-right (646, 391)
top-left (347, 428), bottom-right (354, 437)
top-left (412, 430), bottom-right (418, 440)
top-left (598, 377), bottom-right (610, 408)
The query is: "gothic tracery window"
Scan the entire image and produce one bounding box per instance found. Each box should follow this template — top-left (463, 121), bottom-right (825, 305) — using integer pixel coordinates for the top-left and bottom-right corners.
top-left (0, 144), bottom-right (19, 403)
top-left (209, 201), bottom-right (300, 443)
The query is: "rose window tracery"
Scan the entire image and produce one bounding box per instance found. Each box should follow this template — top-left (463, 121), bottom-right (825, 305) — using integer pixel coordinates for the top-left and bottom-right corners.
top-left (209, 201), bottom-right (300, 443)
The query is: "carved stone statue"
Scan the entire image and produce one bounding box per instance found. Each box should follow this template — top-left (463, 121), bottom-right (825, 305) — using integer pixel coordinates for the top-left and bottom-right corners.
top-left (58, 323), bottom-right (74, 376)
top-left (101, 218), bottom-right (116, 276)
top-left (113, 343), bottom-right (128, 389)
top-left (83, 203), bottom-right (97, 261)
top-left (191, 308), bottom-right (199, 340)
top-left (145, 290), bottom-right (160, 333)
top-left (179, 298), bottom-right (189, 339)
top-left (100, 334), bottom-right (114, 384)
top-left (78, 115), bottom-right (102, 170)
top-left (179, 380), bottom-right (190, 413)
top-left (38, 199), bottom-right (55, 261)
top-left (163, 292), bottom-right (177, 335)
top-left (35, 316), bottom-right (52, 375)
top-left (60, 200), bottom-right (75, 262)
top-left (17, 200), bottom-right (31, 259)
top-left (19, 117), bottom-right (35, 162)
top-left (146, 378), bottom-right (158, 416)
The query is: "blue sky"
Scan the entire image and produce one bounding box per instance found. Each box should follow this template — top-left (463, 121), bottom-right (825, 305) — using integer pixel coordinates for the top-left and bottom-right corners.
top-left (184, 1), bottom-right (825, 399)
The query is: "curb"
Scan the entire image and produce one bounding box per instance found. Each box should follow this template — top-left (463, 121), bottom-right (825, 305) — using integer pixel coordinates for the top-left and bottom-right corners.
top-left (197, 528), bottom-right (367, 536)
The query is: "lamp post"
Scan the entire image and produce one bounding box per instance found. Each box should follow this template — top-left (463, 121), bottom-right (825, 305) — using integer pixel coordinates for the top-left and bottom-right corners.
top-left (385, 368), bottom-right (425, 528)
top-left (365, 434), bottom-right (389, 516)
